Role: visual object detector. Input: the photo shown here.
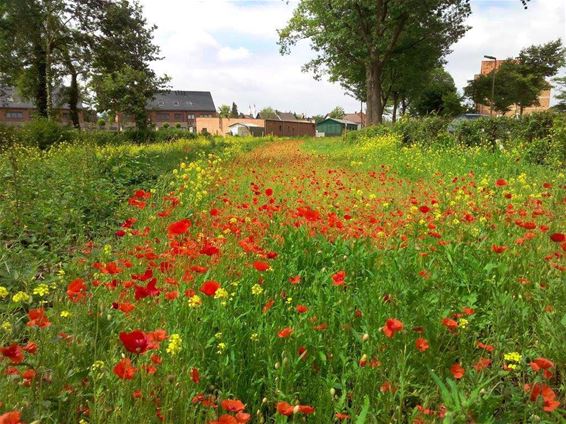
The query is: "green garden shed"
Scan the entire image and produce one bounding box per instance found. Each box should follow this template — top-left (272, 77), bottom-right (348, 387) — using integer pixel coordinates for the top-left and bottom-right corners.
top-left (316, 118), bottom-right (359, 137)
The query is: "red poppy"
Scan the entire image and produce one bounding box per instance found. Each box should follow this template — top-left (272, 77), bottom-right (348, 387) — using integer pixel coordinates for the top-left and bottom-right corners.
top-left (67, 278), bottom-right (87, 302)
top-left (253, 261), bottom-right (270, 272)
top-left (450, 363), bottom-right (465, 379)
top-left (527, 383), bottom-right (560, 412)
top-left (265, 188), bottom-right (273, 196)
top-left (168, 219), bottom-right (191, 236)
top-left (530, 357), bottom-right (554, 371)
top-left (113, 358), bottom-right (136, 380)
top-left (415, 338), bottom-right (429, 352)
top-left (491, 245), bottom-right (507, 254)
top-left (297, 405), bottom-right (315, 415)
top-left (191, 367), bottom-right (200, 383)
top-left (276, 402), bottom-right (294, 416)
top-left (331, 271), bottom-right (346, 286)
top-left (495, 178), bottom-right (508, 187)
top-left (201, 244), bottom-right (220, 256)
top-left (262, 299), bottom-right (275, 314)
top-left (210, 415), bottom-right (238, 424)
top-left (336, 413), bottom-right (350, 421)
top-left (200, 281), bottom-right (221, 297)
top-left (0, 411), bottom-right (23, 424)
top-left (419, 205), bottom-right (430, 213)
top-left (531, 357), bottom-right (554, 379)
top-left (235, 412), bottom-right (251, 423)
top-left (0, 344), bottom-right (24, 365)
top-left (119, 330), bottom-right (149, 354)
top-left (476, 341), bottom-right (494, 352)
top-left (473, 357), bottom-right (492, 372)
top-left (289, 275), bottom-right (301, 285)
top-left (221, 399), bottom-right (245, 413)
top-left (550, 233), bottom-right (565, 243)
top-left (278, 327), bottom-right (293, 338)
top-left (27, 308), bottom-right (51, 328)
top-left (382, 318), bottom-right (404, 338)
top-left (296, 304), bottom-right (308, 314)
top-left (442, 318), bottom-right (458, 332)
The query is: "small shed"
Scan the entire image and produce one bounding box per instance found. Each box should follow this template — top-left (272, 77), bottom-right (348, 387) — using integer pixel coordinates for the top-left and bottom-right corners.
top-left (316, 118), bottom-right (358, 137)
top-left (228, 122), bottom-right (265, 137)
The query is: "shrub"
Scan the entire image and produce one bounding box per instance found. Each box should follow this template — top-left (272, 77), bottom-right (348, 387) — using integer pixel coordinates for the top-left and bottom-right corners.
top-left (343, 124), bottom-right (393, 143)
top-left (0, 124), bottom-right (19, 151)
top-left (21, 118), bottom-right (72, 149)
top-left (394, 116), bottom-right (449, 145)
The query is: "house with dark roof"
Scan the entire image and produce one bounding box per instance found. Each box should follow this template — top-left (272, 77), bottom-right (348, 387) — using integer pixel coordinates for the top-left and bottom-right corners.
top-left (119, 90), bottom-right (217, 129)
top-left (0, 87), bottom-right (85, 126)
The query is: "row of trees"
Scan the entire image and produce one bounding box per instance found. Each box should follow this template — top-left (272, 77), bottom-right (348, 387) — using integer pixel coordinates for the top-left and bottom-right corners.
top-left (0, 0), bottom-right (167, 129)
top-left (278, 0), bottom-right (560, 125)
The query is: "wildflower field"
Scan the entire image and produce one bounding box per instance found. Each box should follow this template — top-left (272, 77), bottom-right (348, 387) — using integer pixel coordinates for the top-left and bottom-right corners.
top-left (0, 134), bottom-right (564, 423)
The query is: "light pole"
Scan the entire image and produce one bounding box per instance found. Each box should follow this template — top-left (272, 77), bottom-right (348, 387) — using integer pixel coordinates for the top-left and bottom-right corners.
top-left (484, 55), bottom-right (497, 116)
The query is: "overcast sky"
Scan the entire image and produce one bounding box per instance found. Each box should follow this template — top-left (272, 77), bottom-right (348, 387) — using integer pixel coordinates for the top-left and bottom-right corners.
top-left (139, 0), bottom-right (566, 116)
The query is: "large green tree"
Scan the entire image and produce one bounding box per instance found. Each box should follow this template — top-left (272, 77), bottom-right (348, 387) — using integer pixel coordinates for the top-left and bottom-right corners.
top-left (411, 68), bottom-right (463, 117)
top-left (230, 102), bottom-right (239, 118)
top-left (0, 0), bottom-right (104, 123)
top-left (90, 0), bottom-right (169, 129)
top-left (279, 0), bottom-right (470, 125)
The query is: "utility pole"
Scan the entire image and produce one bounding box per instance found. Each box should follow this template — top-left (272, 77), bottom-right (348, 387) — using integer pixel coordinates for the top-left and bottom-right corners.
top-left (484, 55), bottom-right (497, 117)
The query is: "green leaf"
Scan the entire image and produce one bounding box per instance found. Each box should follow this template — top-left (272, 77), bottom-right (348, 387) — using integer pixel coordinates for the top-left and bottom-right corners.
top-left (355, 395), bottom-right (370, 424)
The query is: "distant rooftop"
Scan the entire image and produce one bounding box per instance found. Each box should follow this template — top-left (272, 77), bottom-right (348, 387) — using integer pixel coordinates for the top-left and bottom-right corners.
top-left (148, 91), bottom-right (216, 112)
top-left (0, 87), bottom-right (84, 110)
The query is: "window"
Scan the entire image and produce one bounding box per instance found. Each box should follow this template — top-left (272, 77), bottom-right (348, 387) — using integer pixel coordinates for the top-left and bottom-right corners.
top-left (174, 113), bottom-right (184, 121)
top-left (6, 111), bottom-right (23, 120)
top-left (188, 114), bottom-right (195, 120)
top-left (156, 112), bottom-right (169, 122)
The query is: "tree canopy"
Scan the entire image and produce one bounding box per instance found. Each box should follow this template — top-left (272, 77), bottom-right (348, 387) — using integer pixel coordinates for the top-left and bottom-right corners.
top-left (279, 0), bottom-right (471, 125)
top-left (0, 0), bottom-right (168, 129)
top-left (328, 106), bottom-right (345, 119)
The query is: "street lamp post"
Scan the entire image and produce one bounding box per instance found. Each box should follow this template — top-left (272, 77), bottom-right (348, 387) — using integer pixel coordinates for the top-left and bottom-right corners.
top-left (484, 55), bottom-right (497, 116)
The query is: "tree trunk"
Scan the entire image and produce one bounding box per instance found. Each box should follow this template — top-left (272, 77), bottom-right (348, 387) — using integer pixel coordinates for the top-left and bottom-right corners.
top-left (67, 61), bottom-right (81, 129)
top-left (34, 44), bottom-right (48, 118)
top-left (366, 62), bottom-right (384, 125)
top-left (392, 92), bottom-right (399, 123)
top-left (46, 40), bottom-right (54, 120)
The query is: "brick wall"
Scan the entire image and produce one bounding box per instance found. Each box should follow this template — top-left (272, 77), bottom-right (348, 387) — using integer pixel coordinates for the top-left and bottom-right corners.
top-left (196, 117), bottom-right (265, 135)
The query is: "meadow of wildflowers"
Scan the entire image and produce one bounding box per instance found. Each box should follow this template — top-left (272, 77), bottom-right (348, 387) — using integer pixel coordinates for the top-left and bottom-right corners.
top-left (0, 134), bottom-right (564, 423)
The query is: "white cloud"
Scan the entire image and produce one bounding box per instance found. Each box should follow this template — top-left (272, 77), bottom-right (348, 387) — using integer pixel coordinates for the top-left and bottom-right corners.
top-left (446, 0), bottom-right (566, 101)
top-left (217, 47), bottom-right (251, 62)
top-left (139, 0), bottom-right (565, 115)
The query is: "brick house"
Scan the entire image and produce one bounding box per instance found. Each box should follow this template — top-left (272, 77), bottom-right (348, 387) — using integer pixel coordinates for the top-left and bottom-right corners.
top-left (0, 87), bottom-right (84, 126)
top-left (475, 59), bottom-right (551, 116)
top-left (118, 91), bottom-right (217, 130)
top-left (196, 117), bottom-right (315, 137)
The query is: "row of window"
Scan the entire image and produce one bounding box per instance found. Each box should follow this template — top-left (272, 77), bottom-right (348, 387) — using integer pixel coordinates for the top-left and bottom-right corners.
top-left (3, 111), bottom-right (75, 120)
top-left (155, 113), bottom-right (212, 122)
top-left (5, 111), bottom-right (24, 119)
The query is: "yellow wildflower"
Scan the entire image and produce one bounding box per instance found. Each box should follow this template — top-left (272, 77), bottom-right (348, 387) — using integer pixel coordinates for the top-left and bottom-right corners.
top-left (12, 291), bottom-right (31, 303)
top-left (166, 334), bottom-right (182, 355)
